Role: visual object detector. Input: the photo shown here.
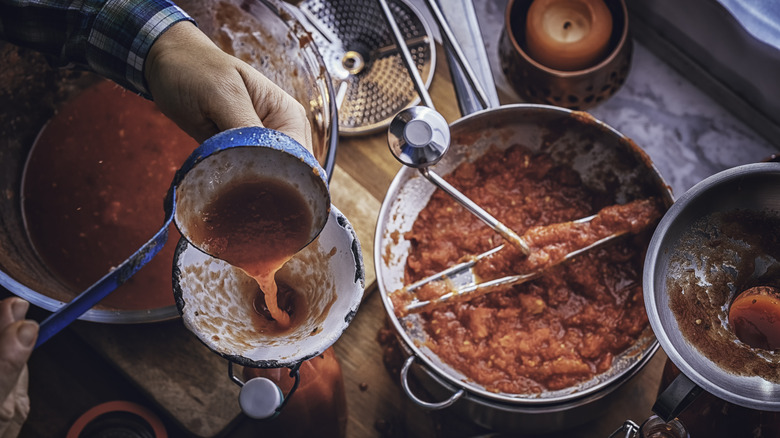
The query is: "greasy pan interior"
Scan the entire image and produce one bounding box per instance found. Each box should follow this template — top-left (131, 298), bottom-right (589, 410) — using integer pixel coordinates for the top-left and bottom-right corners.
top-left (644, 163), bottom-right (780, 411)
top-left (375, 104), bottom-right (673, 404)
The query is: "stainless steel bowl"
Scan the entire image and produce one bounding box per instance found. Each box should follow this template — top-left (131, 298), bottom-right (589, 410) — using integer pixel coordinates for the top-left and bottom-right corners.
top-left (0, 0), bottom-right (337, 324)
top-left (644, 162), bottom-right (780, 412)
top-left (374, 104), bottom-right (673, 433)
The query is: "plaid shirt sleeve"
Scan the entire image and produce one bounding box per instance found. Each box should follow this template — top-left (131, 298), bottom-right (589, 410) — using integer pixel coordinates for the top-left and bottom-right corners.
top-left (0, 0), bottom-right (194, 97)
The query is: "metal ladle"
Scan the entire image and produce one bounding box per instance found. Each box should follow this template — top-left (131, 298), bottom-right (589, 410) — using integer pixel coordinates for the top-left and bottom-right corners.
top-left (378, 0), bottom-right (530, 255)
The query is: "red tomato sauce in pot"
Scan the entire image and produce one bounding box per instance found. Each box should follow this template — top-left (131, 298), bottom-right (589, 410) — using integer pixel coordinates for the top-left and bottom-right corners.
top-left (22, 80), bottom-right (197, 310)
top-left (402, 145), bottom-right (659, 394)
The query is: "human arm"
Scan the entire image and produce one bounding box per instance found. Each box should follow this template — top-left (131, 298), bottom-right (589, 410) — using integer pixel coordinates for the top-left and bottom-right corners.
top-left (0, 0), bottom-right (192, 95)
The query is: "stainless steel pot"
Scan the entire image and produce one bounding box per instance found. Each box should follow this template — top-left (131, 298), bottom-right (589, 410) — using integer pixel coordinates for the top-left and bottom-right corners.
top-left (644, 163), bottom-right (780, 418)
top-left (374, 104), bottom-right (674, 433)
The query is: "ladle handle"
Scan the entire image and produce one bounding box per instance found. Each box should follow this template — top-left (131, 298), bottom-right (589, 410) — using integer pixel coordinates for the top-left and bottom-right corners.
top-left (420, 168), bottom-right (530, 254)
top-left (35, 213), bottom-right (172, 348)
top-left (652, 372), bottom-right (704, 422)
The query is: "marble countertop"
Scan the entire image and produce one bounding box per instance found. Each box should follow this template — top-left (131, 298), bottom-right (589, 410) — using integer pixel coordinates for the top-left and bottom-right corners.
top-left (412, 0), bottom-right (777, 198)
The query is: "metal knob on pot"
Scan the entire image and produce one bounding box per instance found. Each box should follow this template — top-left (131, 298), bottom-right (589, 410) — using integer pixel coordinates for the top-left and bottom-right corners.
top-left (236, 373), bottom-right (288, 420)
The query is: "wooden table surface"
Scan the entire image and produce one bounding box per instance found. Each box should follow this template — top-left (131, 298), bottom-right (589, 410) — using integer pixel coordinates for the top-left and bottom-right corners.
top-left (54, 42), bottom-right (670, 438)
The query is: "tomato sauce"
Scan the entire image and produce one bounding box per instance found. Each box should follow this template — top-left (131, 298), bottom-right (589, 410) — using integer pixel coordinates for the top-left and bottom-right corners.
top-left (401, 145), bottom-right (659, 394)
top-left (22, 80), bottom-right (197, 310)
top-left (186, 178), bottom-right (313, 330)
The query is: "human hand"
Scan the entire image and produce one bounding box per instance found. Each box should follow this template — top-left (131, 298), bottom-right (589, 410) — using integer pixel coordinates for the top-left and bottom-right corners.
top-left (0, 298), bottom-right (38, 438)
top-left (144, 21), bottom-right (313, 152)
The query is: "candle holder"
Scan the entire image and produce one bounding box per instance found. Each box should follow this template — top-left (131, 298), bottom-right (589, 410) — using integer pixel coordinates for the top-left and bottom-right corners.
top-left (499, 0), bottom-right (632, 110)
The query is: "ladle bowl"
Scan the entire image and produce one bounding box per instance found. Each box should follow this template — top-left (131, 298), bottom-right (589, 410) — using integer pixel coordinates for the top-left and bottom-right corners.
top-left (644, 162), bottom-right (780, 412)
top-left (171, 127), bottom-right (331, 259)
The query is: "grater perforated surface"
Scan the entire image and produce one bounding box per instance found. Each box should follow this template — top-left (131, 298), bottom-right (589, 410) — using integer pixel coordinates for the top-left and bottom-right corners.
top-left (299, 0), bottom-right (435, 135)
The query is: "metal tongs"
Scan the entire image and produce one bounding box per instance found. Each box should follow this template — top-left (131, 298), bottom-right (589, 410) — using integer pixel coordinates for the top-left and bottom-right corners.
top-left (400, 214), bottom-right (626, 315)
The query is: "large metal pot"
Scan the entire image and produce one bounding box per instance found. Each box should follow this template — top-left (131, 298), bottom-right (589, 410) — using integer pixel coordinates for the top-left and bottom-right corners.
top-left (0, 0), bottom-right (337, 324)
top-left (374, 104), bottom-right (674, 433)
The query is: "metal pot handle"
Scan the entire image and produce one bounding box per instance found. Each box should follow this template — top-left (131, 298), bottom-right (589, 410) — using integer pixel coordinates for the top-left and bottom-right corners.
top-left (400, 355), bottom-right (464, 410)
top-left (608, 416), bottom-right (690, 438)
top-left (652, 372), bottom-right (703, 422)
top-left (608, 420), bottom-right (639, 438)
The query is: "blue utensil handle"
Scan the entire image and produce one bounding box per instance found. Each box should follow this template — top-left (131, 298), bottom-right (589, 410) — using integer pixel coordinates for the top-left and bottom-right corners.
top-left (35, 205), bottom-right (174, 348)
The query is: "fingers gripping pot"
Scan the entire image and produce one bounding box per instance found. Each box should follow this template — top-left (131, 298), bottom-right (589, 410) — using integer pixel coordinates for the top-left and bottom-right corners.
top-left (375, 106), bottom-right (673, 434)
top-left (171, 128), bottom-right (365, 419)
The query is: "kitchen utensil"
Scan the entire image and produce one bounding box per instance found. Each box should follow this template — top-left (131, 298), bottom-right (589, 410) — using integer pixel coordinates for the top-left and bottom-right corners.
top-left (643, 162), bottom-right (780, 417)
top-left (399, 213), bottom-right (631, 315)
top-left (379, 0), bottom-right (530, 255)
top-left (171, 128), bottom-right (331, 261)
top-left (294, 0), bottom-right (435, 135)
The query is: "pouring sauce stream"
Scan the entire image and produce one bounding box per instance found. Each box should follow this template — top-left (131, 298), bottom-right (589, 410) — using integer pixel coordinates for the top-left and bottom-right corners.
top-left (188, 178), bottom-right (313, 329)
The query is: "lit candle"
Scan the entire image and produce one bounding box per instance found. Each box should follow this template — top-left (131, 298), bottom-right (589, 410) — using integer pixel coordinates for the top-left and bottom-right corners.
top-left (524, 0), bottom-right (613, 71)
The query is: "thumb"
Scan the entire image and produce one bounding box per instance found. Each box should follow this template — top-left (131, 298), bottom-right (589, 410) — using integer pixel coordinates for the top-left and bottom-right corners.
top-left (0, 320), bottom-right (37, 401)
top-left (234, 65), bottom-right (314, 155)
